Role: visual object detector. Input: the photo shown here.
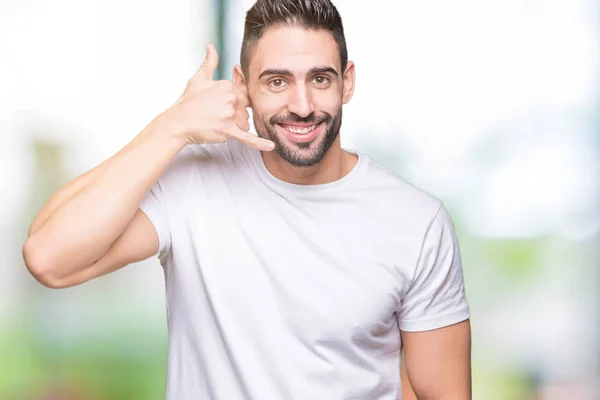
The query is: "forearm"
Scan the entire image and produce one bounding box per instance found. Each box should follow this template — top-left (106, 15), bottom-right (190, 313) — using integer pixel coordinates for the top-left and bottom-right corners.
top-left (23, 111), bottom-right (185, 279)
top-left (29, 164), bottom-right (103, 238)
top-left (28, 126), bottom-right (162, 237)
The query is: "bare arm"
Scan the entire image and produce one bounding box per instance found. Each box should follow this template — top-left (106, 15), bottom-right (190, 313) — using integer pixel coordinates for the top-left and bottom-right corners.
top-left (22, 43), bottom-right (274, 289)
top-left (401, 319), bottom-right (472, 400)
top-left (27, 131), bottom-right (158, 238)
top-left (22, 117), bottom-right (186, 288)
top-left (401, 347), bottom-right (418, 400)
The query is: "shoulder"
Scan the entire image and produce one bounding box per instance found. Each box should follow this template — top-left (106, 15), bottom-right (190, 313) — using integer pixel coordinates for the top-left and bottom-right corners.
top-left (360, 154), bottom-right (443, 224)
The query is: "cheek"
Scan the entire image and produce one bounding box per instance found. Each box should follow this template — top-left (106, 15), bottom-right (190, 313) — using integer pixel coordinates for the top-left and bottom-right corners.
top-left (313, 90), bottom-right (342, 113)
top-left (252, 92), bottom-right (287, 118)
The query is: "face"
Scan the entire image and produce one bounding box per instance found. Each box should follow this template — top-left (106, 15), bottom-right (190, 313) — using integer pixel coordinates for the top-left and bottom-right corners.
top-left (236, 26), bottom-right (355, 167)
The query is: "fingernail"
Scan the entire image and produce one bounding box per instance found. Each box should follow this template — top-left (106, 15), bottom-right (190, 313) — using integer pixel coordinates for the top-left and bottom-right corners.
top-left (267, 142), bottom-right (275, 150)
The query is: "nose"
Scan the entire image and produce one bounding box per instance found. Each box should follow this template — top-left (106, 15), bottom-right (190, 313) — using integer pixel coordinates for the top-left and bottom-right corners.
top-left (287, 83), bottom-right (314, 118)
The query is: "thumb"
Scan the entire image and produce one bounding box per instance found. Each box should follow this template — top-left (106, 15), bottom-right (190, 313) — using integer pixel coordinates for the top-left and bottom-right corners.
top-left (199, 43), bottom-right (219, 81)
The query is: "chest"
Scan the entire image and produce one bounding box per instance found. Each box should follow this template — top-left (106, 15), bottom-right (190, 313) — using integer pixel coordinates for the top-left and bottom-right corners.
top-left (171, 183), bottom-right (411, 344)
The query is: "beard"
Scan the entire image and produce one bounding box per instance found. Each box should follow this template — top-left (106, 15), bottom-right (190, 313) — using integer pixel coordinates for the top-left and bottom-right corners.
top-left (253, 108), bottom-right (342, 167)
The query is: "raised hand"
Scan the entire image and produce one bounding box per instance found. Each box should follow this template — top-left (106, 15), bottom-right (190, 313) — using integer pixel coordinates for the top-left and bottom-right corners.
top-left (169, 43), bottom-right (274, 151)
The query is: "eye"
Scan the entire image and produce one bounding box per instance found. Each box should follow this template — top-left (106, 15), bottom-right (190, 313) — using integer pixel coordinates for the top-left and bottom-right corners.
top-left (312, 76), bottom-right (330, 86)
top-left (268, 79), bottom-right (287, 89)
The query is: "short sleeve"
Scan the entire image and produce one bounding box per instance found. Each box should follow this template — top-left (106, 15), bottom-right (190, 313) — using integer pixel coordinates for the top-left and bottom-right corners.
top-left (397, 204), bottom-right (470, 332)
top-left (139, 180), bottom-right (172, 262)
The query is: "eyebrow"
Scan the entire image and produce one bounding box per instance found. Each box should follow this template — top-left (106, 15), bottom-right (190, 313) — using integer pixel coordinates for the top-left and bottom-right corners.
top-left (258, 66), bottom-right (339, 80)
top-left (309, 66), bottom-right (339, 77)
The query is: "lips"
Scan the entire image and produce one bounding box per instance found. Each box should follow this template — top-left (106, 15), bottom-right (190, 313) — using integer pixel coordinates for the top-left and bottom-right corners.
top-left (277, 122), bottom-right (323, 143)
top-left (281, 124), bottom-right (317, 134)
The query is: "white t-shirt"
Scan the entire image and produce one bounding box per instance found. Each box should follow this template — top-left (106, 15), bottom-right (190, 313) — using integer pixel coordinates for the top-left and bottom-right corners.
top-left (139, 140), bottom-right (470, 400)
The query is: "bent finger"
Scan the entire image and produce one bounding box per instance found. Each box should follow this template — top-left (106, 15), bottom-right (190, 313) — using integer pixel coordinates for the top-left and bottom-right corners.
top-left (234, 111), bottom-right (250, 131)
top-left (227, 125), bottom-right (274, 152)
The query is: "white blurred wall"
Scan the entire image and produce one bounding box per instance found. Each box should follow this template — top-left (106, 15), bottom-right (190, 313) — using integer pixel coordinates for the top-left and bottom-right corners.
top-left (0, 0), bottom-right (212, 324)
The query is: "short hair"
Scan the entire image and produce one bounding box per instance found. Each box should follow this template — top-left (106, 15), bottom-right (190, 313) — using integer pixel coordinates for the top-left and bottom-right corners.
top-left (240, 0), bottom-right (348, 78)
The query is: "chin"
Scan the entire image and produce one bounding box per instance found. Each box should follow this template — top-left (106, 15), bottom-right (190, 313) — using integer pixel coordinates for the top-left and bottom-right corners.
top-left (273, 130), bottom-right (338, 168)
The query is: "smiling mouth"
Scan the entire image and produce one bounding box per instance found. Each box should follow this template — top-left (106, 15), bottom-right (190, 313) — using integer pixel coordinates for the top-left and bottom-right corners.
top-left (281, 124), bottom-right (318, 135)
top-left (276, 122), bottom-right (323, 143)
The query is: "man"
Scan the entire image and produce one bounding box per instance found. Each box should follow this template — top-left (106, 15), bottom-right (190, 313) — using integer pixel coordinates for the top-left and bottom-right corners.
top-left (23, 0), bottom-right (471, 398)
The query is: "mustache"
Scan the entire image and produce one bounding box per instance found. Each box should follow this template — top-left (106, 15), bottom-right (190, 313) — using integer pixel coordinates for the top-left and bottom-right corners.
top-left (270, 112), bottom-right (332, 125)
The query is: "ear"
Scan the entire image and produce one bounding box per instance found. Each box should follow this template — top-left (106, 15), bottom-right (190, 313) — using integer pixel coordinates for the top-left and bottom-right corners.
top-left (342, 60), bottom-right (356, 105)
top-left (233, 64), bottom-right (247, 95)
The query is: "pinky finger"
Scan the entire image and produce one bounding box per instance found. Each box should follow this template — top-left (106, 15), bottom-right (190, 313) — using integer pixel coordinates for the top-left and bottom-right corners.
top-left (228, 126), bottom-right (275, 151)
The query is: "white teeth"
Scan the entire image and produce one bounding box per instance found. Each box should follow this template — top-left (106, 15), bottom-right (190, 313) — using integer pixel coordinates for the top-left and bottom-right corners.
top-left (284, 125), bottom-right (316, 134)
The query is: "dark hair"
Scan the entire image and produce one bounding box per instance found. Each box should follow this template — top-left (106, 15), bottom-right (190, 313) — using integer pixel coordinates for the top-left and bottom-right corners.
top-left (240, 0), bottom-right (348, 78)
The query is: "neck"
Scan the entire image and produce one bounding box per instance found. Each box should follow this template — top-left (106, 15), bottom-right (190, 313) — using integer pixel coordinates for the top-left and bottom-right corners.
top-left (260, 136), bottom-right (358, 185)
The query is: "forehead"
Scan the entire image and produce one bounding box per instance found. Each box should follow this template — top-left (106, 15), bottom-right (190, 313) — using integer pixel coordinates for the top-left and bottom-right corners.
top-left (249, 25), bottom-right (341, 77)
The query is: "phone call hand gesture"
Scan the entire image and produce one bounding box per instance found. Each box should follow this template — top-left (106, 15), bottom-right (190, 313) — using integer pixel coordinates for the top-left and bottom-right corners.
top-left (169, 43), bottom-right (274, 151)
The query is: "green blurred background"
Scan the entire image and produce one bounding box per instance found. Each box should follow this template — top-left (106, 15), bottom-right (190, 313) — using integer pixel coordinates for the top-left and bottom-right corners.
top-left (1, 0), bottom-right (599, 399)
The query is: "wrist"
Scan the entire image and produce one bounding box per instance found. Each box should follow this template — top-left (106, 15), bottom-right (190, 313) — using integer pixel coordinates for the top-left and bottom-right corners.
top-left (145, 108), bottom-right (189, 148)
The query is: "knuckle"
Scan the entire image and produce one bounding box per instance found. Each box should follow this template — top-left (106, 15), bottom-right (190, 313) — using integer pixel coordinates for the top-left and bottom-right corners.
top-left (225, 93), bottom-right (236, 104)
top-left (224, 105), bottom-right (236, 118)
top-left (239, 120), bottom-right (250, 130)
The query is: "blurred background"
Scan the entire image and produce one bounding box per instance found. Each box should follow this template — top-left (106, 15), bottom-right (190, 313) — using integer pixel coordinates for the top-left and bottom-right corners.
top-left (1, 0), bottom-right (598, 398)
